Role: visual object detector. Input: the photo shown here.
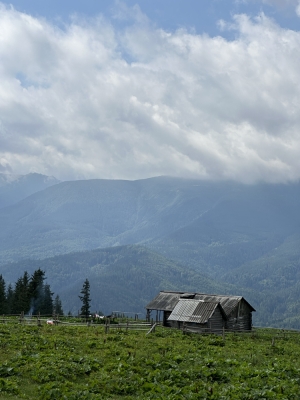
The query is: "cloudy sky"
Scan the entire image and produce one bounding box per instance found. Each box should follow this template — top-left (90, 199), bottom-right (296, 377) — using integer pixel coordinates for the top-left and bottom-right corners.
top-left (0, 0), bottom-right (300, 183)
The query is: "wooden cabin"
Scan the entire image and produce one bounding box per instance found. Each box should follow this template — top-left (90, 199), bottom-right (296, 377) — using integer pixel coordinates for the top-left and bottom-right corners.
top-left (145, 291), bottom-right (255, 333)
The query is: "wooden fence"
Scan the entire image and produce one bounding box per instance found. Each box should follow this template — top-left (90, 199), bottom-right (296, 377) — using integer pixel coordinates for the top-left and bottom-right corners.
top-left (1, 314), bottom-right (300, 340)
top-left (0, 313), bottom-right (157, 333)
top-left (103, 320), bottom-right (154, 333)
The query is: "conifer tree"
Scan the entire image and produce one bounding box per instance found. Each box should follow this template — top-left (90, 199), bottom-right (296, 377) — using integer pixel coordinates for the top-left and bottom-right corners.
top-left (40, 284), bottom-right (53, 315)
top-left (6, 284), bottom-right (14, 314)
top-left (53, 295), bottom-right (64, 316)
top-left (28, 268), bottom-right (45, 314)
top-left (20, 271), bottom-right (30, 312)
top-left (11, 272), bottom-right (30, 314)
top-left (11, 277), bottom-right (22, 314)
top-left (0, 275), bottom-right (7, 314)
top-left (79, 279), bottom-right (91, 321)
top-left (0, 270), bottom-right (56, 316)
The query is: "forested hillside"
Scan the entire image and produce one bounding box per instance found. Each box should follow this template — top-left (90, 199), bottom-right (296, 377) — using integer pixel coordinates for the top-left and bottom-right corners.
top-left (1, 244), bottom-right (298, 328)
top-left (0, 245), bottom-right (242, 318)
top-left (0, 177), bottom-right (234, 262)
top-left (1, 176), bottom-right (300, 328)
top-left (0, 177), bottom-right (300, 270)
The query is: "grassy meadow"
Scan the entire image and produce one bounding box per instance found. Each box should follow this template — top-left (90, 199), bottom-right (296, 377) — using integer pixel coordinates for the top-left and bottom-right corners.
top-left (0, 321), bottom-right (300, 399)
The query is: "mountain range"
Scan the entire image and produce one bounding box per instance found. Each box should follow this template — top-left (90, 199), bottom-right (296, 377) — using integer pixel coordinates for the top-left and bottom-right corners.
top-left (0, 173), bottom-right (300, 328)
top-left (0, 172), bottom-right (59, 209)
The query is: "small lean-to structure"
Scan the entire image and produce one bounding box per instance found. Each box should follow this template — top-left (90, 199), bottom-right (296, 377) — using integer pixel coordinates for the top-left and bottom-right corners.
top-left (145, 291), bottom-right (255, 333)
top-left (167, 299), bottom-right (226, 333)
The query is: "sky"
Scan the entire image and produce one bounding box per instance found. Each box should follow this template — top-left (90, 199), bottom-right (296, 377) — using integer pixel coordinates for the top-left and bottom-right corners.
top-left (0, 0), bottom-right (300, 183)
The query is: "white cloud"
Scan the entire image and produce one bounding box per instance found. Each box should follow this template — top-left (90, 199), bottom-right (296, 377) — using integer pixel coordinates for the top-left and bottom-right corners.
top-left (0, 4), bottom-right (300, 183)
top-left (248, 0), bottom-right (300, 17)
top-left (260, 0), bottom-right (298, 7)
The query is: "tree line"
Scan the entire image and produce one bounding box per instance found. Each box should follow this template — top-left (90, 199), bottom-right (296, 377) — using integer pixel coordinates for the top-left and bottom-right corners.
top-left (0, 268), bottom-right (63, 315)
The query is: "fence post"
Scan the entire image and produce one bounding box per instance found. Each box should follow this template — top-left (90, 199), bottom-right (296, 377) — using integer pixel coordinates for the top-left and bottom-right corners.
top-left (37, 312), bottom-right (41, 326)
top-left (105, 318), bottom-right (110, 334)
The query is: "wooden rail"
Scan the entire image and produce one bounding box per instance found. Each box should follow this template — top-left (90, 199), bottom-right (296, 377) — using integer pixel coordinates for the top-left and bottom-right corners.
top-left (0, 314), bottom-right (158, 333)
top-left (1, 316), bottom-right (300, 340)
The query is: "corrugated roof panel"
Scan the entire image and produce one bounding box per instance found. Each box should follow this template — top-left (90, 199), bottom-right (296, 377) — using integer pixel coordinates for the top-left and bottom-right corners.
top-left (190, 302), bottom-right (219, 323)
top-left (168, 300), bottom-right (219, 324)
top-left (168, 300), bottom-right (198, 322)
top-left (146, 291), bottom-right (255, 315)
top-left (145, 292), bottom-right (182, 311)
top-left (194, 294), bottom-right (241, 315)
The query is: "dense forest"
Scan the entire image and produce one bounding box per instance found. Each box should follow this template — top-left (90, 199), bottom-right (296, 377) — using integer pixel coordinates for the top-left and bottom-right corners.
top-left (2, 243), bottom-right (300, 328)
top-left (0, 244), bottom-right (291, 328)
top-left (0, 269), bottom-right (63, 315)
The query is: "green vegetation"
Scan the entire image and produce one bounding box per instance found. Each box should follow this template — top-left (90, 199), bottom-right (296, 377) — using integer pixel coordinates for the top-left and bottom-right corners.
top-left (0, 246), bottom-right (240, 319)
top-left (79, 279), bottom-right (91, 320)
top-left (0, 244), bottom-right (296, 328)
top-left (0, 323), bottom-right (300, 399)
top-left (0, 269), bottom-right (60, 315)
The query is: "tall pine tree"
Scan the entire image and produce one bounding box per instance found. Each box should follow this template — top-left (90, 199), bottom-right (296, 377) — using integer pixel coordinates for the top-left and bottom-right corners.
top-left (53, 295), bottom-right (64, 316)
top-left (28, 268), bottom-right (45, 314)
top-left (0, 269), bottom-right (59, 316)
top-left (0, 275), bottom-right (7, 314)
top-left (79, 279), bottom-right (91, 321)
top-left (40, 284), bottom-right (53, 315)
top-left (11, 272), bottom-right (30, 314)
top-left (6, 284), bottom-right (14, 314)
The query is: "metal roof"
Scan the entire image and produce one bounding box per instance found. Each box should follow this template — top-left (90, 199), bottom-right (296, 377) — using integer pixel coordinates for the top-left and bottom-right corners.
top-left (168, 299), bottom-right (221, 324)
top-left (145, 291), bottom-right (183, 311)
top-left (145, 291), bottom-right (255, 315)
top-left (194, 294), bottom-right (242, 316)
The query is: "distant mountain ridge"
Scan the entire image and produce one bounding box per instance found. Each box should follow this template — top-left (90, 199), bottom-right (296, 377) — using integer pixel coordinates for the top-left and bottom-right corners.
top-left (0, 177), bottom-right (299, 266)
top-left (0, 177), bottom-right (235, 262)
top-left (0, 172), bottom-right (60, 209)
top-left (0, 173), bottom-right (22, 186)
top-left (1, 175), bottom-right (300, 328)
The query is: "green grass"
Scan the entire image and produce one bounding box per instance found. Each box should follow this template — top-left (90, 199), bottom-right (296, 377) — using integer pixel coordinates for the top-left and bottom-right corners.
top-left (0, 323), bottom-right (300, 399)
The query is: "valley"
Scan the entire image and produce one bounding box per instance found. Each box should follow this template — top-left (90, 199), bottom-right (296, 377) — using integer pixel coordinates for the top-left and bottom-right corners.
top-left (0, 174), bottom-right (300, 328)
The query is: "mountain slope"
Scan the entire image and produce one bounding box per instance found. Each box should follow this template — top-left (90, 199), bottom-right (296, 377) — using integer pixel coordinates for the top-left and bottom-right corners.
top-left (0, 245), bottom-right (248, 318)
top-left (151, 182), bottom-right (300, 276)
top-left (0, 172), bottom-right (59, 209)
top-left (221, 234), bottom-right (300, 291)
top-left (0, 177), bottom-right (237, 263)
top-left (1, 177), bottom-right (300, 269)
top-left (4, 244), bottom-right (299, 327)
